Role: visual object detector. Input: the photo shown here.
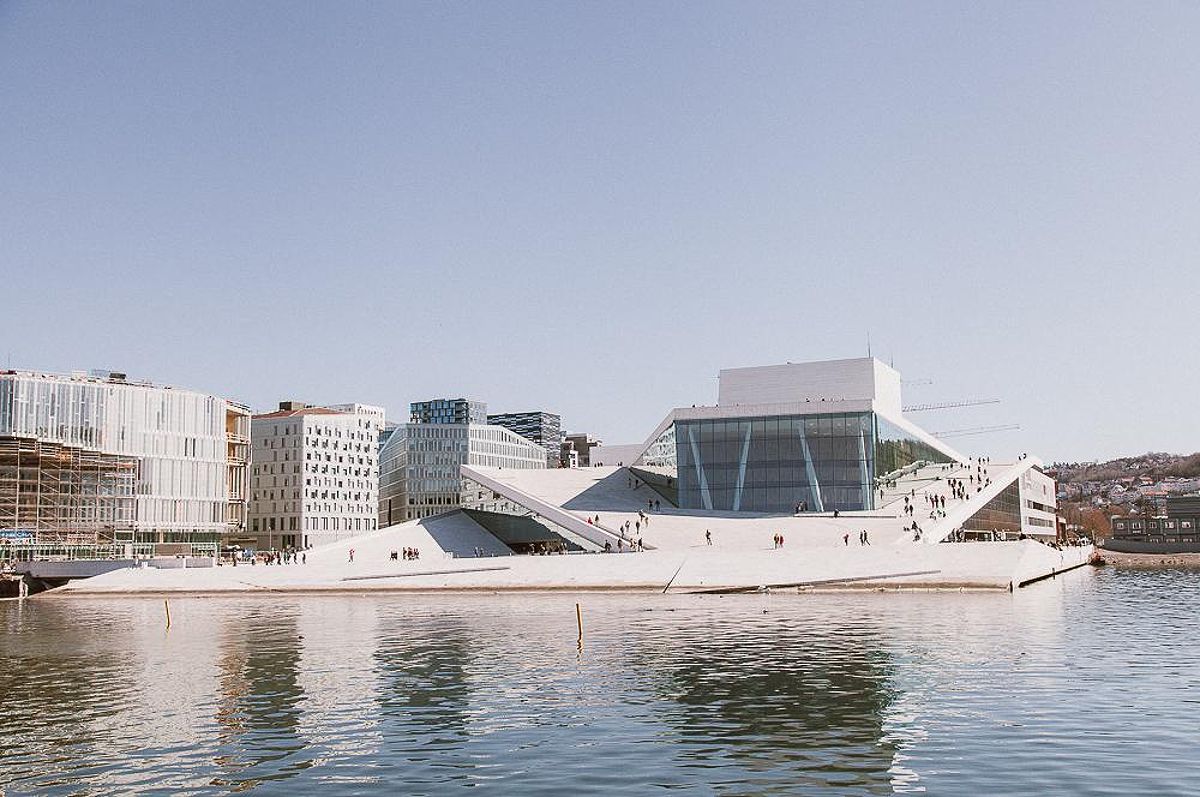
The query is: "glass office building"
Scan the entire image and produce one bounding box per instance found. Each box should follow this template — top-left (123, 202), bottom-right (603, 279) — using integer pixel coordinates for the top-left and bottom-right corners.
top-left (410, 398), bottom-right (488, 426)
top-left (673, 411), bottom-right (951, 513)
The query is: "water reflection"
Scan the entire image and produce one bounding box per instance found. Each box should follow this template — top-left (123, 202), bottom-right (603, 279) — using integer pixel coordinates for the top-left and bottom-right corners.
top-left (1, 572), bottom-right (1199, 796)
top-left (625, 603), bottom-right (899, 793)
top-left (211, 605), bottom-right (308, 790)
top-left (0, 601), bottom-right (142, 793)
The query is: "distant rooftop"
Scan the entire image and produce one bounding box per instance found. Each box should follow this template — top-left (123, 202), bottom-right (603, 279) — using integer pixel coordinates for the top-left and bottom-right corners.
top-left (253, 401), bottom-right (346, 420)
top-left (0, 368), bottom-right (249, 409)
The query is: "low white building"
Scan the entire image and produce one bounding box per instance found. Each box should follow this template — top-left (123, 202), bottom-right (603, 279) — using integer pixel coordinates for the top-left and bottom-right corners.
top-left (247, 402), bottom-right (381, 550)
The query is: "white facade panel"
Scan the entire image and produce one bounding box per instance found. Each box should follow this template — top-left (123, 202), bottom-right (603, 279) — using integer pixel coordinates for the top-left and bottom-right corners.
top-left (0, 371), bottom-right (247, 552)
top-left (718, 357), bottom-right (893, 408)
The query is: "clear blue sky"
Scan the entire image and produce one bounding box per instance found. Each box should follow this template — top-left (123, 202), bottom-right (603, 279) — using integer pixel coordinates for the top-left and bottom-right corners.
top-left (3, 2), bottom-right (1197, 462)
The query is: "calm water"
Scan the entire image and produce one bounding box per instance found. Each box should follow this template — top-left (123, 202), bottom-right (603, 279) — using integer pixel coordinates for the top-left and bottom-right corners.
top-left (1, 568), bottom-right (1198, 796)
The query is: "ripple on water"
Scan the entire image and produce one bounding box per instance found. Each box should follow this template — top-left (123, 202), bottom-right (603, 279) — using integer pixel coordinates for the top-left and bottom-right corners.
top-left (1, 568), bottom-right (1198, 795)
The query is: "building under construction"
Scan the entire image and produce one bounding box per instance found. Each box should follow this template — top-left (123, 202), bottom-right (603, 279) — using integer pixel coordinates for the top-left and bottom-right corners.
top-left (0, 437), bottom-right (137, 556)
top-left (0, 370), bottom-right (250, 559)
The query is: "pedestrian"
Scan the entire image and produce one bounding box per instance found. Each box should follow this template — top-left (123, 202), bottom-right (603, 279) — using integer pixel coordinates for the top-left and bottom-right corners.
top-left (705, 529), bottom-right (712, 545)
top-left (843, 533), bottom-right (849, 546)
top-left (349, 548), bottom-right (355, 563)
top-left (654, 499), bottom-right (660, 511)
top-left (302, 552), bottom-right (306, 565)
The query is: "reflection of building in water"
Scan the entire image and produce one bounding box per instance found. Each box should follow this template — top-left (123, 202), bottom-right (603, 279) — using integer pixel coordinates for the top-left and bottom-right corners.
top-left (630, 615), bottom-right (898, 789)
top-left (0, 601), bottom-right (139, 779)
top-left (213, 607), bottom-right (307, 789)
top-left (294, 600), bottom-right (384, 761)
top-left (371, 612), bottom-right (477, 773)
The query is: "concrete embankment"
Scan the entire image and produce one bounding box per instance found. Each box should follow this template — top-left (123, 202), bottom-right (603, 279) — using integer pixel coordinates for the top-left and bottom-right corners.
top-left (1097, 549), bottom-right (1200, 569)
top-left (44, 541), bottom-right (1093, 596)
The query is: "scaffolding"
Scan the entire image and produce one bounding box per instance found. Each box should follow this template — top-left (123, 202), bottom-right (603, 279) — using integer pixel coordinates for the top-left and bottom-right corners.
top-left (0, 436), bottom-right (137, 556)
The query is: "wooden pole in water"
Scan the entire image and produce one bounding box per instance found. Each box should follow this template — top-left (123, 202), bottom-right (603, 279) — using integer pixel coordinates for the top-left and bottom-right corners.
top-left (164, 598), bottom-right (171, 629)
top-left (576, 602), bottom-right (583, 645)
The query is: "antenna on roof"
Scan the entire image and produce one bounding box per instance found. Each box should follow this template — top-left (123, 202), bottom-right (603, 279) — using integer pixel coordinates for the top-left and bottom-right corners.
top-left (866, 332), bottom-right (871, 358)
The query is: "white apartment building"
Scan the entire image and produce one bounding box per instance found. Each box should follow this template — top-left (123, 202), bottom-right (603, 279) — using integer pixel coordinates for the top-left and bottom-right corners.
top-left (247, 402), bottom-right (381, 550)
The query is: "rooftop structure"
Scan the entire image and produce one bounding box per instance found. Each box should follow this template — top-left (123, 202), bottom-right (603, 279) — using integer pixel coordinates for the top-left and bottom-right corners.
top-left (410, 398), bottom-right (487, 425)
top-left (562, 432), bottom-right (600, 468)
top-left (486, 357), bottom-right (1056, 542)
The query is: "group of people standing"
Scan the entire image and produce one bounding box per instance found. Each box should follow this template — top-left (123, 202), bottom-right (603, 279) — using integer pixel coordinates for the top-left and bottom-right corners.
top-left (389, 548), bottom-right (420, 561)
top-left (603, 537), bottom-right (644, 553)
top-left (253, 549), bottom-right (303, 566)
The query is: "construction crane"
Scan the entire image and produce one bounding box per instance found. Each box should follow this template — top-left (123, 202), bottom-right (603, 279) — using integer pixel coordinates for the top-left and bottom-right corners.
top-left (903, 399), bottom-right (1000, 412)
top-left (933, 424), bottom-right (1021, 439)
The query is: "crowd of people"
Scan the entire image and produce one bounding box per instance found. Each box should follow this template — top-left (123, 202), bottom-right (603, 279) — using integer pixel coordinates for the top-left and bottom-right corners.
top-left (226, 548), bottom-right (305, 566)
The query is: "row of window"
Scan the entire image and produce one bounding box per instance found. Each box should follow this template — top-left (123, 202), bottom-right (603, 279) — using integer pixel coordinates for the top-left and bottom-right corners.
top-left (251, 515), bottom-right (378, 533)
top-left (1114, 518), bottom-right (1197, 533)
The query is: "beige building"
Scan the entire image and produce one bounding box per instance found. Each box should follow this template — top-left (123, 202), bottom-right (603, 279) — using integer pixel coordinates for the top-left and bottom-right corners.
top-left (247, 401), bottom-right (381, 551)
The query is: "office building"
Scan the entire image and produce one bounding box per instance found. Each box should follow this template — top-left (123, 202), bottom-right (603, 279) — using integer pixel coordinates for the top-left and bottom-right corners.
top-left (0, 369), bottom-right (249, 557)
top-left (247, 401), bottom-right (381, 551)
top-left (410, 398), bottom-right (487, 425)
top-left (487, 411), bottom-right (562, 467)
top-left (378, 398), bottom-right (546, 525)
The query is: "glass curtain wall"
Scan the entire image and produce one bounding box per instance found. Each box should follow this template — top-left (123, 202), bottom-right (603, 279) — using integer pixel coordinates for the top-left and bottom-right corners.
top-left (874, 416), bottom-right (953, 480)
top-left (961, 481), bottom-right (1022, 534)
top-left (676, 412), bottom-right (875, 513)
top-left (675, 412), bottom-right (953, 514)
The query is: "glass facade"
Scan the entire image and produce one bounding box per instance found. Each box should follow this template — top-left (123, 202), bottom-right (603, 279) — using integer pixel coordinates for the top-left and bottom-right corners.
top-left (874, 416), bottom-right (953, 481)
top-left (409, 398), bottom-right (488, 425)
top-left (674, 411), bottom-right (952, 514)
top-left (486, 411), bottom-right (563, 467)
top-left (961, 481), bottom-right (1021, 535)
top-left (639, 424), bottom-right (677, 468)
